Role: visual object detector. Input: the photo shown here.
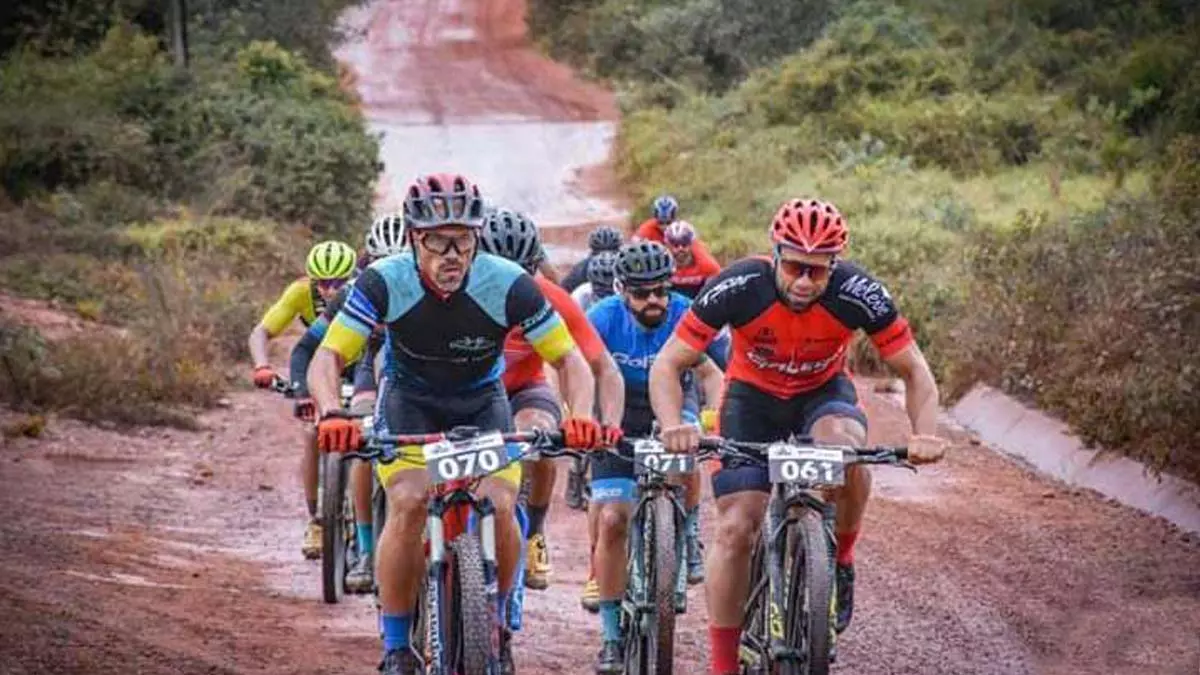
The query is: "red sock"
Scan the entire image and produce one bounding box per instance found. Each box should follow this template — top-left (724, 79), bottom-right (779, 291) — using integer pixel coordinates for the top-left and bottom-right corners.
top-left (836, 530), bottom-right (859, 566)
top-left (709, 625), bottom-right (740, 675)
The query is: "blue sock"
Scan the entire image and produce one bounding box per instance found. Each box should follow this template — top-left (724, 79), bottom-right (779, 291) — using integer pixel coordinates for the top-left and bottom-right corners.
top-left (599, 600), bottom-right (622, 642)
top-left (527, 504), bottom-right (548, 536)
top-left (357, 523), bottom-right (374, 556)
top-left (381, 613), bottom-right (411, 651)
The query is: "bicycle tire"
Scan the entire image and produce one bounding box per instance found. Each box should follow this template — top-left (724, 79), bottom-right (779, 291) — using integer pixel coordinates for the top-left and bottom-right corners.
top-left (783, 510), bottom-right (834, 675)
top-left (650, 496), bottom-right (678, 674)
top-left (320, 454), bottom-right (352, 604)
top-left (739, 529), bottom-right (770, 675)
top-left (449, 537), bottom-right (495, 675)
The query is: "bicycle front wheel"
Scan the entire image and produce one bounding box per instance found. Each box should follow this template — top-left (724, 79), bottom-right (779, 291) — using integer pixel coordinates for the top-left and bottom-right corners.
top-left (320, 454), bottom-right (352, 604)
top-left (783, 509), bottom-right (834, 675)
top-left (449, 537), bottom-right (496, 675)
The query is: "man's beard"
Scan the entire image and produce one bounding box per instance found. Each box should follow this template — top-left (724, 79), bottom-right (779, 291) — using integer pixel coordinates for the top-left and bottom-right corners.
top-left (634, 305), bottom-right (667, 328)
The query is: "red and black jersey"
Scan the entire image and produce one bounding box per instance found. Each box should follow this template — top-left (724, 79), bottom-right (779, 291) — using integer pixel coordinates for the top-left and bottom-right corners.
top-left (675, 257), bottom-right (913, 399)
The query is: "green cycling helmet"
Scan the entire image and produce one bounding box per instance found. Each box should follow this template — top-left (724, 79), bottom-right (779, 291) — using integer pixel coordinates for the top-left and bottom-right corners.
top-left (306, 240), bottom-right (357, 280)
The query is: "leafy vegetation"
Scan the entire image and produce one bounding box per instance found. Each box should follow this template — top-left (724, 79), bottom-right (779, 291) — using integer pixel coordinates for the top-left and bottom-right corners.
top-left (530, 0), bottom-right (1200, 479)
top-left (0, 1), bottom-right (376, 427)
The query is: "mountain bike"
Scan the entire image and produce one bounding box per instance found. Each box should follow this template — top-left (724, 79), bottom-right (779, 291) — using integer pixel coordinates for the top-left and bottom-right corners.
top-left (695, 435), bottom-right (913, 675)
top-left (342, 422), bottom-right (580, 675)
top-left (563, 454), bottom-right (591, 511)
top-left (271, 375), bottom-right (360, 603)
top-left (601, 438), bottom-right (722, 675)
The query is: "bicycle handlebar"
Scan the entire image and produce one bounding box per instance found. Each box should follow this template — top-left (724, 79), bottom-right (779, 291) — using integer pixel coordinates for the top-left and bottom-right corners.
top-left (697, 436), bottom-right (911, 466)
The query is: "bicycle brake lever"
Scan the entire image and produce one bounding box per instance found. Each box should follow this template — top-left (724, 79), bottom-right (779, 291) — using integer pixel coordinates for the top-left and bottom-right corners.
top-left (898, 460), bottom-right (919, 473)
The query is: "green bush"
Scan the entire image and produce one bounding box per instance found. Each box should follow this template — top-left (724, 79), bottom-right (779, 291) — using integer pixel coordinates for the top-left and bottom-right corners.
top-left (941, 137), bottom-right (1200, 480)
top-left (0, 24), bottom-right (379, 234)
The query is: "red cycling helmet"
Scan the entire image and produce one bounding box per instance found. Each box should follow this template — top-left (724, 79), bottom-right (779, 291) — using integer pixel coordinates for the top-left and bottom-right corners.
top-left (769, 198), bottom-right (848, 254)
top-left (403, 173), bottom-right (486, 229)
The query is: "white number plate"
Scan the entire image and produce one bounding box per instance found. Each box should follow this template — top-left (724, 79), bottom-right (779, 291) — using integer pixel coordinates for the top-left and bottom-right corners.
top-left (423, 431), bottom-right (508, 484)
top-left (633, 439), bottom-right (695, 476)
top-left (766, 444), bottom-right (845, 487)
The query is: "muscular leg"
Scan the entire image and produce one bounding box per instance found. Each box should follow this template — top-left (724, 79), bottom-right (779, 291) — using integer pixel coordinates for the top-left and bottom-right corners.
top-left (810, 416), bottom-right (870, 547)
top-left (704, 491), bottom-right (768, 626)
top-left (303, 427), bottom-right (319, 516)
top-left (378, 469), bottom-right (431, 613)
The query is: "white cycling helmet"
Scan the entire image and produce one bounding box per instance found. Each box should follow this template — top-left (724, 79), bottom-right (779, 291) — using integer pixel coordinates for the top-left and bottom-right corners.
top-left (365, 213), bottom-right (407, 258)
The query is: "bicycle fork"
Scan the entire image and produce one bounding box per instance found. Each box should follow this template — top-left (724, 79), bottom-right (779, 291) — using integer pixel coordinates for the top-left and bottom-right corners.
top-left (765, 491), bottom-right (799, 664)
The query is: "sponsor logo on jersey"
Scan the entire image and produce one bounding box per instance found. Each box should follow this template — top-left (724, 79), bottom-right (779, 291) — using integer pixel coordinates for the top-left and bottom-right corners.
top-left (613, 351), bottom-right (656, 370)
top-left (450, 335), bottom-right (496, 352)
top-left (697, 272), bottom-right (760, 307)
top-left (745, 345), bottom-right (844, 376)
top-left (837, 274), bottom-right (894, 320)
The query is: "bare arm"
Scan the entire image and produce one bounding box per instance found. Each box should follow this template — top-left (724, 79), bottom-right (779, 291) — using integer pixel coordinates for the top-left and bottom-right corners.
top-left (693, 356), bottom-right (724, 411)
top-left (591, 352), bottom-right (625, 428)
top-left (550, 347), bottom-right (596, 419)
top-left (882, 343), bottom-right (939, 436)
top-left (248, 324), bottom-right (271, 369)
top-left (309, 347), bottom-right (347, 418)
top-left (649, 335), bottom-right (705, 429)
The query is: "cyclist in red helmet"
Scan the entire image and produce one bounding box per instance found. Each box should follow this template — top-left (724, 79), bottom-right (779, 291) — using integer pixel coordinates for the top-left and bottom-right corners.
top-left (648, 198), bottom-right (947, 675)
top-left (662, 220), bottom-right (722, 299)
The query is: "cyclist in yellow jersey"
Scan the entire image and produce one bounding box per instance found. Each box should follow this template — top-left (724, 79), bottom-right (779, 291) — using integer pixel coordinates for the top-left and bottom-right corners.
top-left (248, 240), bottom-right (357, 559)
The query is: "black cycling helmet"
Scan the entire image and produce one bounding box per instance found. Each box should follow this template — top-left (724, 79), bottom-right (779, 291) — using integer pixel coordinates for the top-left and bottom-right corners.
top-left (478, 208), bottom-right (544, 273)
top-left (587, 226), bottom-right (622, 253)
top-left (586, 250), bottom-right (618, 298)
top-left (615, 241), bottom-right (675, 286)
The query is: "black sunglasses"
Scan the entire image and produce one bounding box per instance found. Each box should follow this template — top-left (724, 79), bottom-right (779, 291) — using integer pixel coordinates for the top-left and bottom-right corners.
top-left (627, 285), bottom-right (670, 300)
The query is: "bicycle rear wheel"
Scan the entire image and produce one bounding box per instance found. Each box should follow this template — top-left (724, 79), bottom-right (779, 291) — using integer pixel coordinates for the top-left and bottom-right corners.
top-left (782, 510), bottom-right (833, 675)
top-left (320, 453), bottom-right (352, 604)
top-left (449, 537), bottom-right (496, 675)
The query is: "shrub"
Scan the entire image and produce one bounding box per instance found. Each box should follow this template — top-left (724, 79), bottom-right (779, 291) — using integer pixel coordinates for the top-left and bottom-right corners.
top-left (941, 137), bottom-right (1200, 480)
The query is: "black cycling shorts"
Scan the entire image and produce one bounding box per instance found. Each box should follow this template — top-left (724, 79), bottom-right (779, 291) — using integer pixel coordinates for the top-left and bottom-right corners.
top-left (507, 381), bottom-right (563, 426)
top-left (712, 374), bottom-right (867, 499)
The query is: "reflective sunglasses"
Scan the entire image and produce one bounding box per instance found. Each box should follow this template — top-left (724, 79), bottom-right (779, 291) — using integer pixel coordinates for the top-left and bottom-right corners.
top-left (418, 231), bottom-right (474, 256)
top-left (775, 249), bottom-right (833, 282)
top-left (626, 284), bottom-right (671, 301)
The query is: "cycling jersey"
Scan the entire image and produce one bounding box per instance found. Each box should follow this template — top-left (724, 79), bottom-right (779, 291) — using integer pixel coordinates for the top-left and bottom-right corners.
top-left (670, 246), bottom-right (722, 299)
top-left (634, 219), bottom-right (717, 263)
top-left (561, 256), bottom-right (593, 293)
top-left (259, 278), bottom-right (325, 336)
top-left (322, 251), bottom-right (574, 394)
top-left (289, 285), bottom-right (379, 396)
top-left (587, 293), bottom-right (728, 435)
top-left (502, 274), bottom-right (605, 393)
top-left (570, 283), bottom-right (601, 312)
top-left (676, 257), bottom-right (913, 398)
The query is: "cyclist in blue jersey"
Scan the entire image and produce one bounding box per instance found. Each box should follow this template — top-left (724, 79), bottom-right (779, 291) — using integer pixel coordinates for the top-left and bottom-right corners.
top-left (584, 241), bottom-right (728, 673)
top-left (308, 174), bottom-right (619, 675)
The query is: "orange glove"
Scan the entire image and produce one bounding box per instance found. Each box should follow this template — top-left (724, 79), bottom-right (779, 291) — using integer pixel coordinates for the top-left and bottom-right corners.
top-left (316, 417), bottom-right (362, 453)
top-left (252, 366), bottom-right (276, 389)
top-left (562, 417), bottom-right (603, 450)
top-left (601, 424), bottom-right (624, 448)
top-left (293, 398), bottom-right (316, 422)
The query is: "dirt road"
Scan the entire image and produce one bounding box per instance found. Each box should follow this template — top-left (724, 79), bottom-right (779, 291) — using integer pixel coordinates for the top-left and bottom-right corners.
top-left (2, 1), bottom-right (1198, 674)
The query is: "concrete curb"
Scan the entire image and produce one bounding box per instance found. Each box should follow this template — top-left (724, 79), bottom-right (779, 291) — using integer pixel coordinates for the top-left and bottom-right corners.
top-left (949, 384), bottom-right (1200, 535)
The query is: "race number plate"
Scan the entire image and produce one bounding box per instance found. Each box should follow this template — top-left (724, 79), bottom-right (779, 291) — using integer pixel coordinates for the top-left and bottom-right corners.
top-left (633, 439), bottom-right (695, 476)
top-left (423, 431), bottom-right (508, 484)
top-left (766, 444), bottom-right (846, 487)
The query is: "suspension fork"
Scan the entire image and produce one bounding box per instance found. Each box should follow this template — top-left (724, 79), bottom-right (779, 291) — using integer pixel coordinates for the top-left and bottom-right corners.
top-left (426, 497), bottom-right (449, 675)
top-left (765, 485), bottom-right (796, 662)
